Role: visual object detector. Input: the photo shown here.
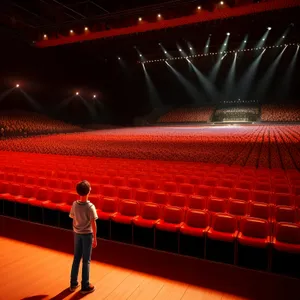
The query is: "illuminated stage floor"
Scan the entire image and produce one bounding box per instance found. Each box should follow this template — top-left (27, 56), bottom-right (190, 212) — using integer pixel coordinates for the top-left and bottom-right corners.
top-left (1, 225), bottom-right (300, 300)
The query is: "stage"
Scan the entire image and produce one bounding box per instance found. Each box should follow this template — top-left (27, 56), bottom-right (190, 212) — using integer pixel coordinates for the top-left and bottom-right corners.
top-left (1, 216), bottom-right (300, 300)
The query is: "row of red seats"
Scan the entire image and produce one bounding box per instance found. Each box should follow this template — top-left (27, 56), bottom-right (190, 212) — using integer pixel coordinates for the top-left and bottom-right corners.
top-left (2, 183), bottom-right (300, 226)
top-left (1, 181), bottom-right (300, 208)
top-left (0, 125), bottom-right (299, 168)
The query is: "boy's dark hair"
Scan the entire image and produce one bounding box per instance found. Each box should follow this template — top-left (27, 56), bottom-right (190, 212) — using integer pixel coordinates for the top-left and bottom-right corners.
top-left (76, 180), bottom-right (91, 196)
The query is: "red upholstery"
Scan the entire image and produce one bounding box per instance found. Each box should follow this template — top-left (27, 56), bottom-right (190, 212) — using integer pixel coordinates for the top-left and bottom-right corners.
top-left (152, 191), bottom-right (168, 205)
top-left (238, 217), bottom-right (270, 248)
top-left (207, 213), bottom-right (238, 242)
top-left (128, 178), bottom-right (141, 188)
top-left (163, 182), bottom-right (177, 193)
top-left (112, 199), bottom-right (139, 224)
top-left (102, 185), bottom-right (117, 197)
top-left (274, 206), bottom-right (297, 223)
top-left (144, 180), bottom-right (158, 191)
top-left (180, 209), bottom-right (209, 237)
top-left (213, 187), bottom-right (231, 199)
top-left (174, 175), bottom-right (186, 184)
top-left (237, 181), bottom-right (254, 190)
top-left (231, 188), bottom-right (251, 201)
top-left (168, 193), bottom-right (187, 207)
top-left (133, 202), bottom-right (160, 228)
top-left (248, 202), bottom-right (271, 221)
top-left (179, 183), bottom-right (194, 195)
top-left (203, 177), bottom-right (219, 187)
top-left (99, 176), bottom-right (110, 185)
top-left (207, 198), bottom-right (227, 213)
top-left (273, 184), bottom-right (291, 194)
top-left (112, 176), bottom-right (126, 187)
top-left (187, 195), bottom-right (207, 210)
top-left (134, 189), bottom-right (150, 202)
top-left (28, 188), bottom-right (51, 207)
top-left (189, 176), bottom-right (202, 185)
top-left (272, 223), bottom-right (300, 254)
top-left (117, 187), bottom-right (133, 200)
top-left (255, 182), bottom-right (271, 192)
top-left (228, 200), bottom-right (247, 217)
top-left (272, 193), bottom-right (294, 206)
top-left (218, 179), bottom-right (235, 188)
top-left (97, 197), bottom-right (118, 220)
top-left (15, 185), bottom-right (37, 204)
top-left (252, 190), bottom-right (271, 204)
top-left (156, 206), bottom-right (185, 232)
top-left (196, 185), bottom-right (212, 197)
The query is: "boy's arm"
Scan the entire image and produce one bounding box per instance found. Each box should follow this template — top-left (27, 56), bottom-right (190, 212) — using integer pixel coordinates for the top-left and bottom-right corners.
top-left (90, 205), bottom-right (98, 247)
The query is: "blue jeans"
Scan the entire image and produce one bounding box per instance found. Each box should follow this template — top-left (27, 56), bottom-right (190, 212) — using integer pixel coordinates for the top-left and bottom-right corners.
top-left (70, 233), bottom-right (93, 288)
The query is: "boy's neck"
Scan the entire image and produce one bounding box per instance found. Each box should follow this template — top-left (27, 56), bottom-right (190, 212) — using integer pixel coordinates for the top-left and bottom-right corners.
top-left (79, 195), bottom-right (88, 202)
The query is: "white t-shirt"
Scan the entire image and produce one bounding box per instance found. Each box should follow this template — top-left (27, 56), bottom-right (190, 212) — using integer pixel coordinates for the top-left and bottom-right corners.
top-left (69, 200), bottom-right (98, 234)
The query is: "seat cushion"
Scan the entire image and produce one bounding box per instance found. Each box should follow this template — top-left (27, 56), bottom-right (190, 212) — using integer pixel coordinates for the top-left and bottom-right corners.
top-left (133, 216), bottom-right (158, 228)
top-left (207, 228), bottom-right (238, 242)
top-left (238, 232), bottom-right (270, 248)
top-left (180, 224), bottom-right (208, 237)
top-left (156, 220), bottom-right (182, 232)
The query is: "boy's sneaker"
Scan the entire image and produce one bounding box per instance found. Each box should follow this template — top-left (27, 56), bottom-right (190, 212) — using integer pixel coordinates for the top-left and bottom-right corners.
top-left (69, 283), bottom-right (79, 292)
top-left (80, 284), bottom-right (95, 294)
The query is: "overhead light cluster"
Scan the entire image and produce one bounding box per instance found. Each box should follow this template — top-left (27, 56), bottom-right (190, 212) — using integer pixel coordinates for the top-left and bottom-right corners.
top-left (140, 43), bottom-right (297, 64)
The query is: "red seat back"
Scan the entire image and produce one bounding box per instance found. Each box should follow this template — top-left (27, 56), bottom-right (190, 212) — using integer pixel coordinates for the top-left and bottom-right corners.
top-left (213, 187), bottom-right (231, 199)
top-left (141, 203), bottom-right (160, 220)
top-left (152, 191), bottom-right (168, 205)
top-left (275, 223), bottom-right (300, 244)
top-left (186, 209), bottom-right (209, 228)
top-left (169, 193), bottom-right (186, 207)
top-left (119, 200), bottom-right (139, 217)
top-left (188, 195), bottom-right (206, 210)
top-left (275, 206), bottom-right (297, 223)
top-left (100, 197), bottom-right (118, 213)
top-left (163, 206), bottom-right (184, 224)
top-left (240, 217), bottom-right (269, 239)
top-left (228, 200), bottom-right (247, 217)
top-left (179, 183), bottom-right (194, 195)
top-left (248, 202), bottom-right (270, 220)
top-left (212, 213), bottom-right (237, 233)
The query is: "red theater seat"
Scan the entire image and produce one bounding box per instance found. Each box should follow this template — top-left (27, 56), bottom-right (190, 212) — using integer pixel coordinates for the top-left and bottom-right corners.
top-left (255, 182), bottom-right (271, 192)
top-left (15, 185), bottom-right (37, 204)
top-left (228, 200), bottom-right (247, 217)
top-left (144, 180), bottom-right (158, 191)
top-left (152, 191), bottom-right (168, 205)
top-left (102, 185), bottom-right (117, 197)
top-left (248, 202), bottom-right (271, 221)
top-left (28, 188), bottom-right (51, 207)
top-left (128, 178), bottom-right (141, 188)
top-left (178, 183), bottom-right (194, 195)
top-left (111, 176), bottom-right (126, 187)
top-left (196, 185), bottom-right (212, 197)
top-left (203, 177), bottom-right (219, 187)
top-left (218, 179), bottom-right (235, 188)
top-left (187, 195), bottom-right (207, 210)
top-left (207, 213), bottom-right (238, 242)
top-left (273, 223), bottom-right (300, 253)
top-left (207, 198), bottom-right (227, 214)
top-left (156, 206), bottom-right (185, 232)
top-left (273, 184), bottom-right (291, 194)
top-left (189, 176), bottom-right (202, 185)
top-left (117, 186), bottom-right (133, 200)
top-left (274, 206), bottom-right (297, 223)
top-left (97, 197), bottom-right (118, 220)
top-left (213, 187), bottom-right (231, 199)
top-left (231, 188), bottom-right (251, 201)
top-left (133, 203), bottom-right (160, 228)
top-left (134, 189), bottom-right (150, 202)
top-left (272, 193), bottom-right (294, 206)
top-left (238, 217), bottom-right (270, 248)
top-left (252, 190), bottom-right (271, 204)
top-left (237, 181), bottom-right (254, 190)
top-left (112, 200), bottom-right (139, 224)
top-left (180, 209), bottom-right (209, 237)
top-left (174, 175), bottom-right (186, 184)
top-left (168, 193), bottom-right (187, 207)
top-left (163, 182), bottom-right (177, 193)
top-left (99, 176), bottom-right (110, 185)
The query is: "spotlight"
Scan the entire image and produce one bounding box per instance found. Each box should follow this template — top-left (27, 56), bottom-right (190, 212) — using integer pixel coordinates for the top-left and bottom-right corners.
top-left (164, 51), bottom-right (167, 54)
top-left (190, 47), bottom-right (193, 50)
top-left (84, 27), bottom-right (88, 31)
top-left (93, 95), bottom-right (96, 98)
top-left (70, 30), bottom-right (73, 34)
top-left (139, 54), bottom-right (142, 57)
top-left (206, 45), bottom-right (209, 48)
top-left (197, 6), bottom-right (201, 10)
top-left (179, 49), bottom-right (182, 52)
top-left (282, 36), bottom-right (285, 38)
top-left (118, 57), bottom-right (121, 60)
top-left (138, 17), bottom-right (142, 21)
top-left (267, 27), bottom-right (272, 30)
top-left (76, 92), bottom-right (79, 95)
top-left (16, 84), bottom-right (19, 88)
top-left (227, 32), bottom-right (230, 36)
top-left (43, 34), bottom-right (47, 38)
top-left (157, 14), bottom-right (161, 18)
top-left (220, 1), bottom-right (224, 4)
top-left (244, 40), bottom-right (247, 43)
top-left (262, 38), bottom-right (265, 41)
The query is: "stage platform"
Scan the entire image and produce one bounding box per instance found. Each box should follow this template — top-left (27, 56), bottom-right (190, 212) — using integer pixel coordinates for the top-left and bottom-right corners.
top-left (1, 216), bottom-right (300, 300)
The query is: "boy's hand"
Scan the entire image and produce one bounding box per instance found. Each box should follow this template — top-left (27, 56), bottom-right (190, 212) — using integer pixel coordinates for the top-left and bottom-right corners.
top-left (92, 238), bottom-right (97, 248)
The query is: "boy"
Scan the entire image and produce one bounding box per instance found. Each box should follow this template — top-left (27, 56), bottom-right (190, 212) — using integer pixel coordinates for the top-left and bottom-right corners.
top-left (69, 180), bottom-right (98, 294)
